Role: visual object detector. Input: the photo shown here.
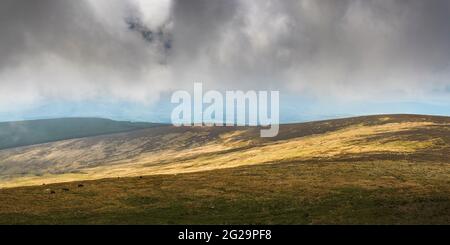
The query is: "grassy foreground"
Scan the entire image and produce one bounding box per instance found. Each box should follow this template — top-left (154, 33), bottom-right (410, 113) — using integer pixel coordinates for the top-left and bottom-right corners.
top-left (0, 160), bottom-right (449, 224)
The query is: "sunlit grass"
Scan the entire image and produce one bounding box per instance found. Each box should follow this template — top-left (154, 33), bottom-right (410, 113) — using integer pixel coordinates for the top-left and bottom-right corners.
top-left (0, 120), bottom-right (447, 188)
top-left (0, 161), bottom-right (449, 224)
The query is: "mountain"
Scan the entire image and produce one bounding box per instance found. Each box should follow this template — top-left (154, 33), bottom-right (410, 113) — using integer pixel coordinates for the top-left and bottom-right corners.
top-left (0, 114), bottom-right (448, 224)
top-left (0, 114), bottom-right (448, 187)
top-left (0, 118), bottom-right (165, 150)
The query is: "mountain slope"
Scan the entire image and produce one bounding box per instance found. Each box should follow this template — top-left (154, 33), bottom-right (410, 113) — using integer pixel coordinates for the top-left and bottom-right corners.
top-left (0, 118), bottom-right (164, 150)
top-left (0, 114), bottom-right (449, 224)
top-left (0, 114), bottom-right (448, 188)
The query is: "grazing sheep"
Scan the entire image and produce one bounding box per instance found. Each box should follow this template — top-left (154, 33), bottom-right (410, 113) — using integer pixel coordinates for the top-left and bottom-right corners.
top-left (77, 184), bottom-right (84, 188)
top-left (45, 189), bottom-right (56, 194)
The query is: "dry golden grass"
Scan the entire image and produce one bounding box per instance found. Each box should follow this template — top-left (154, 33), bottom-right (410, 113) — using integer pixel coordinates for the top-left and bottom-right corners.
top-left (1, 118), bottom-right (447, 188)
top-left (0, 115), bottom-right (449, 224)
top-left (0, 160), bottom-right (449, 224)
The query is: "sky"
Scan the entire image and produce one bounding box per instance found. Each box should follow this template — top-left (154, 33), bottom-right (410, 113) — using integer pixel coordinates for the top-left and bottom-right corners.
top-left (0, 0), bottom-right (449, 123)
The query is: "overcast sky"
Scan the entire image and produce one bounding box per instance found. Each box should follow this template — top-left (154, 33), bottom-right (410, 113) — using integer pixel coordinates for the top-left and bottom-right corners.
top-left (0, 0), bottom-right (449, 122)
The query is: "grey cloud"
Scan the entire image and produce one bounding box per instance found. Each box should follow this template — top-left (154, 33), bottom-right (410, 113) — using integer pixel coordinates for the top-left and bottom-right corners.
top-left (0, 0), bottom-right (174, 108)
top-left (171, 0), bottom-right (239, 58)
top-left (167, 0), bottom-right (450, 98)
top-left (0, 0), bottom-right (449, 110)
top-left (0, 0), bottom-right (171, 75)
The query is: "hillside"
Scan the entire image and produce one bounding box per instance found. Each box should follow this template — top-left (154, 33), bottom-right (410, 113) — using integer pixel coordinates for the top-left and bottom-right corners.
top-left (1, 160), bottom-right (449, 224)
top-left (0, 118), bottom-right (164, 150)
top-left (0, 114), bottom-right (449, 224)
top-left (0, 114), bottom-right (448, 188)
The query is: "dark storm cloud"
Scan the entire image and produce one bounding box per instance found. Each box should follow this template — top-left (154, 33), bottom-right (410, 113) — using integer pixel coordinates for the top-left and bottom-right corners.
top-left (176, 0), bottom-right (450, 97)
top-left (165, 0), bottom-right (450, 97)
top-left (0, 0), bottom-right (173, 107)
top-left (0, 0), bottom-right (176, 75)
top-left (171, 0), bottom-right (239, 58)
top-left (0, 0), bottom-right (449, 110)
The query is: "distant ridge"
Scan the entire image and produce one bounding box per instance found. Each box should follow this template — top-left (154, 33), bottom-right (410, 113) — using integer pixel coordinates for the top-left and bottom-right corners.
top-left (0, 118), bottom-right (165, 150)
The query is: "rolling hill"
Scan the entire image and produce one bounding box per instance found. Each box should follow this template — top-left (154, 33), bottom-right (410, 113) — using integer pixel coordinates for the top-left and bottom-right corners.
top-left (0, 118), bottom-right (165, 150)
top-left (0, 114), bottom-right (448, 187)
top-left (0, 114), bottom-right (449, 224)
